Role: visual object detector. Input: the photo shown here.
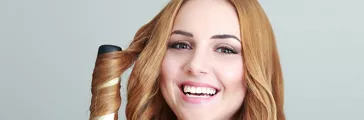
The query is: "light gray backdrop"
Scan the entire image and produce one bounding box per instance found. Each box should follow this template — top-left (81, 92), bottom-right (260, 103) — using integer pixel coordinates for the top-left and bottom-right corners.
top-left (0, 0), bottom-right (363, 120)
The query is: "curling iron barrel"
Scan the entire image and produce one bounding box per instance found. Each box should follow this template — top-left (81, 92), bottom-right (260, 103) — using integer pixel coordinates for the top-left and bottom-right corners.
top-left (90, 45), bottom-right (123, 120)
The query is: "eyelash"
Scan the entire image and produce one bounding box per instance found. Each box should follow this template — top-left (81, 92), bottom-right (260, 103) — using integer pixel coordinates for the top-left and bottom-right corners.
top-left (216, 44), bottom-right (238, 54)
top-left (168, 41), bottom-right (192, 50)
top-left (168, 41), bottom-right (238, 54)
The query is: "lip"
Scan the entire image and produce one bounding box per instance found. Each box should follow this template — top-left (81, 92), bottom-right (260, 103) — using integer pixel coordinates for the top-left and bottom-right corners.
top-left (178, 81), bottom-right (220, 104)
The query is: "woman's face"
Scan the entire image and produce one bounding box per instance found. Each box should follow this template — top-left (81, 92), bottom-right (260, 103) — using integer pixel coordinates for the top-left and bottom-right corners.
top-left (160, 0), bottom-right (247, 119)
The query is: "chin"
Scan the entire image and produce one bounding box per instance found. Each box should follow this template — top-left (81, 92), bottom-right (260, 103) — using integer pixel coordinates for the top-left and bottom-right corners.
top-left (177, 111), bottom-right (219, 120)
top-left (174, 106), bottom-right (234, 120)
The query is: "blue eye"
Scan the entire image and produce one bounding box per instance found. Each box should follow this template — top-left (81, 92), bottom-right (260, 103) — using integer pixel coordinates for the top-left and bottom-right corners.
top-left (169, 42), bottom-right (192, 49)
top-left (216, 47), bottom-right (237, 54)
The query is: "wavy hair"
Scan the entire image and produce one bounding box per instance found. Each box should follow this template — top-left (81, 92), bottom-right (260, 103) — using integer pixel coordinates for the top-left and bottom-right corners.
top-left (89, 0), bottom-right (285, 120)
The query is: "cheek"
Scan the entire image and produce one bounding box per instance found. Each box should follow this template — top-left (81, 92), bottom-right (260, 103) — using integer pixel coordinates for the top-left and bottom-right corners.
top-left (161, 53), bottom-right (181, 83)
top-left (219, 58), bottom-right (244, 81)
top-left (160, 56), bottom-right (174, 106)
top-left (160, 53), bottom-right (182, 97)
top-left (216, 58), bottom-right (246, 94)
top-left (214, 57), bottom-right (246, 115)
top-left (160, 55), bottom-right (174, 91)
top-left (160, 53), bottom-right (186, 112)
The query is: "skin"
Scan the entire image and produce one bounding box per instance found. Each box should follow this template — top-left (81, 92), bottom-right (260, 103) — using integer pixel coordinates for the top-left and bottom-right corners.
top-left (160, 0), bottom-right (247, 120)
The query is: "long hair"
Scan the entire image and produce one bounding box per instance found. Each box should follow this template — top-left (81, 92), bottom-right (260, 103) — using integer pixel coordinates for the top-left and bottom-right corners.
top-left (89, 0), bottom-right (285, 120)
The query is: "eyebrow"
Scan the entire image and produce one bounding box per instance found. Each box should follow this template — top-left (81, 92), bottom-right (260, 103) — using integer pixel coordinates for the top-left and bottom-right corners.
top-left (171, 30), bottom-right (241, 43)
top-left (171, 30), bottom-right (193, 37)
top-left (211, 34), bottom-right (241, 43)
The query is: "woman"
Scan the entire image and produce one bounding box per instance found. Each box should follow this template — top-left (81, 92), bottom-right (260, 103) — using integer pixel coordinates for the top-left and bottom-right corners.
top-left (90, 0), bottom-right (285, 120)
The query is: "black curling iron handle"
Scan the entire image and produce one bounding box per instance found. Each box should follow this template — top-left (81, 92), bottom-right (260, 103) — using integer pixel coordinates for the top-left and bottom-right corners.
top-left (97, 44), bottom-right (122, 55)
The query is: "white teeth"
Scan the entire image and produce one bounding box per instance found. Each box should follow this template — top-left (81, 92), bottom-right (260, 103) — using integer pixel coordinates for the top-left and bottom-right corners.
top-left (182, 85), bottom-right (217, 95)
top-left (207, 88), bottom-right (212, 94)
top-left (191, 87), bottom-right (196, 93)
top-left (211, 89), bottom-right (216, 95)
top-left (196, 87), bottom-right (201, 93)
top-left (183, 86), bottom-right (188, 93)
top-left (202, 88), bottom-right (207, 94)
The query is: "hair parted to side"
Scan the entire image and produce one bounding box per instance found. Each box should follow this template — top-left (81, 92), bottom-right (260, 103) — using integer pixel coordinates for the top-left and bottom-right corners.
top-left (90, 0), bottom-right (285, 120)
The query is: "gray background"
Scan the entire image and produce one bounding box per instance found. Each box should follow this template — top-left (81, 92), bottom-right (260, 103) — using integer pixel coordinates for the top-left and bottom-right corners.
top-left (0, 0), bottom-right (363, 120)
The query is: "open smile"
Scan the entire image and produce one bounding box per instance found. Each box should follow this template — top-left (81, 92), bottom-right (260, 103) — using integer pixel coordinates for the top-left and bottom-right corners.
top-left (179, 81), bottom-right (220, 104)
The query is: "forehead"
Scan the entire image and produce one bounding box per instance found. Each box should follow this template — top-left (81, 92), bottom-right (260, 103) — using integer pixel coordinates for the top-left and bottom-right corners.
top-left (172, 0), bottom-right (241, 38)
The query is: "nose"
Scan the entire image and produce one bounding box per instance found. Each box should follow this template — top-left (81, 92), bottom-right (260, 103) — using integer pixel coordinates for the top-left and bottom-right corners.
top-left (183, 50), bottom-right (210, 77)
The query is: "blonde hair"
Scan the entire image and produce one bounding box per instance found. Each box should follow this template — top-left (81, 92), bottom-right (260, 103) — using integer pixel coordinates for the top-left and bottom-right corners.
top-left (89, 0), bottom-right (285, 120)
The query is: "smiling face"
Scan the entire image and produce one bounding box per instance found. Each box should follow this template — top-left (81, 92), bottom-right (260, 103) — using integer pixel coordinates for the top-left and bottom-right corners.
top-left (159, 0), bottom-right (247, 119)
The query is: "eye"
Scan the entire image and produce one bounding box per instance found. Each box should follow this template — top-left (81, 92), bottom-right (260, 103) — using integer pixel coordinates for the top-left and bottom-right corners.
top-left (168, 41), bottom-right (192, 50)
top-left (216, 45), bottom-right (237, 54)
